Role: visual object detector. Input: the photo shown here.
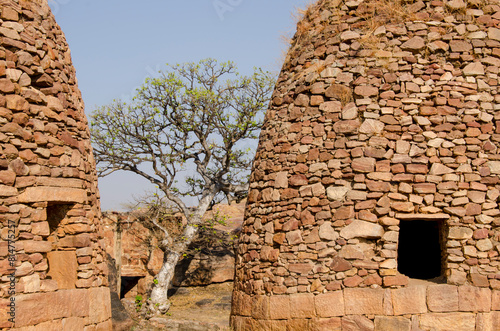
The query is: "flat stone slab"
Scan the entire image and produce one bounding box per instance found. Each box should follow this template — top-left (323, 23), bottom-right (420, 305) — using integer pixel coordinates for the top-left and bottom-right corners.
top-left (17, 187), bottom-right (87, 203)
top-left (396, 213), bottom-right (450, 220)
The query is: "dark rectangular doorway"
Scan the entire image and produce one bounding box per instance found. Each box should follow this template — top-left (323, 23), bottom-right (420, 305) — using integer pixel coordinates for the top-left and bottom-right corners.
top-left (120, 276), bottom-right (143, 299)
top-left (397, 220), bottom-right (443, 280)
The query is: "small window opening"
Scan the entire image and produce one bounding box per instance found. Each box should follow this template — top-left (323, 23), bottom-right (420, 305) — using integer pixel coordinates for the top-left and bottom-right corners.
top-left (397, 220), bottom-right (444, 280)
top-left (120, 276), bottom-right (143, 299)
top-left (47, 203), bottom-right (73, 233)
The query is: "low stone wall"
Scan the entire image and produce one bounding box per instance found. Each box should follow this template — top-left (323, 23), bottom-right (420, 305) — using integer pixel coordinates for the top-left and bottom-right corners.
top-left (102, 201), bottom-right (243, 298)
top-left (231, 284), bottom-right (500, 330)
top-left (13, 287), bottom-right (111, 330)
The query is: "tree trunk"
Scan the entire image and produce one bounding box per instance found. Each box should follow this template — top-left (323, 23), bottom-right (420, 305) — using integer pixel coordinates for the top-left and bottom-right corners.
top-left (147, 224), bottom-right (199, 315)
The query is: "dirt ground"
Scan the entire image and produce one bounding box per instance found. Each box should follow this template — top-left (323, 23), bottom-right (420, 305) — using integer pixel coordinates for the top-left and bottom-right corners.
top-left (124, 282), bottom-right (233, 330)
top-left (167, 282), bottom-right (233, 326)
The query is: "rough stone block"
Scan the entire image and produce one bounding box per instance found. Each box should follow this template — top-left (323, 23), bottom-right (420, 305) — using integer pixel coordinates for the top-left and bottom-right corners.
top-left (418, 313), bottom-right (475, 331)
top-left (15, 290), bottom-right (90, 327)
top-left (492, 291), bottom-right (500, 311)
top-left (315, 291), bottom-right (344, 317)
top-left (290, 293), bottom-right (315, 318)
top-left (17, 187), bottom-right (87, 203)
top-left (269, 295), bottom-right (290, 320)
top-left (287, 319), bottom-right (312, 331)
top-left (62, 317), bottom-right (86, 331)
top-left (374, 316), bottom-right (411, 331)
top-left (459, 286), bottom-right (491, 312)
top-left (313, 317), bottom-right (342, 331)
top-left (251, 295), bottom-right (270, 320)
top-left (89, 287), bottom-right (112, 324)
top-left (391, 286), bottom-right (427, 315)
top-left (95, 319), bottom-right (113, 331)
top-left (339, 220), bottom-right (384, 239)
top-left (344, 288), bottom-right (384, 315)
top-left (342, 315), bottom-right (375, 331)
top-left (23, 241), bottom-right (53, 253)
top-left (47, 251), bottom-right (77, 289)
top-left (427, 284), bottom-right (459, 312)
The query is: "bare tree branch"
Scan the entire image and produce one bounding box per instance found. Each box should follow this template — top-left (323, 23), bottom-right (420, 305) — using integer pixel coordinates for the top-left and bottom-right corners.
top-left (90, 58), bottom-right (275, 315)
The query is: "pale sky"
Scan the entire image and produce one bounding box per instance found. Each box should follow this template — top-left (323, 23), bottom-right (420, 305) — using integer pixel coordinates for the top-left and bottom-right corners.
top-left (49, 0), bottom-right (310, 211)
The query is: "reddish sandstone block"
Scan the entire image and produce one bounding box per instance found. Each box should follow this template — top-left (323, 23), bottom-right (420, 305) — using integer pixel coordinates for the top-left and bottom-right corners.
top-left (289, 262), bottom-right (313, 275)
top-left (243, 318), bottom-right (286, 331)
top-left (383, 274), bottom-right (409, 287)
top-left (17, 187), bottom-right (87, 203)
top-left (62, 317), bottom-right (86, 331)
top-left (471, 273), bottom-right (490, 287)
top-left (290, 293), bottom-right (315, 318)
top-left (427, 285), bottom-right (459, 312)
top-left (492, 291), bottom-right (500, 310)
top-left (315, 291), bottom-right (344, 317)
top-left (344, 288), bottom-right (384, 315)
top-left (352, 157), bottom-right (376, 173)
top-left (15, 290), bottom-right (90, 327)
top-left (374, 316), bottom-right (411, 331)
top-left (313, 317), bottom-right (342, 331)
top-left (47, 251), bottom-right (77, 290)
top-left (269, 295), bottom-right (290, 320)
top-left (231, 291), bottom-right (252, 317)
top-left (419, 313), bottom-right (475, 331)
top-left (476, 313), bottom-right (493, 331)
top-left (59, 233), bottom-right (91, 248)
top-left (343, 275), bottom-right (363, 287)
top-left (230, 316), bottom-right (247, 331)
top-left (89, 287), bottom-right (112, 324)
top-left (413, 183), bottom-right (436, 194)
top-left (288, 318), bottom-right (312, 331)
top-left (406, 164), bottom-right (428, 174)
top-left (23, 240), bottom-right (52, 253)
top-left (391, 286), bottom-right (427, 315)
top-left (342, 315), bottom-right (375, 331)
top-left (458, 286), bottom-right (491, 312)
top-left (251, 295), bottom-right (270, 320)
top-left (493, 312), bottom-right (500, 330)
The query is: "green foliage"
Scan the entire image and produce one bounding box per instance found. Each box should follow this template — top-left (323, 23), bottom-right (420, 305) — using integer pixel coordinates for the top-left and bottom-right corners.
top-left (135, 295), bottom-right (143, 312)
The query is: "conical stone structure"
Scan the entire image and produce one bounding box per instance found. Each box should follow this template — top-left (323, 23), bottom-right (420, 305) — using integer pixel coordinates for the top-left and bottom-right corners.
top-left (231, 0), bottom-right (500, 329)
top-left (0, 0), bottom-right (111, 329)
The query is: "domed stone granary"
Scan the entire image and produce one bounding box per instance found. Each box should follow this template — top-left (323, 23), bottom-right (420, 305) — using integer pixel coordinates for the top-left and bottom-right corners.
top-left (0, 0), bottom-right (111, 329)
top-left (231, 0), bottom-right (500, 329)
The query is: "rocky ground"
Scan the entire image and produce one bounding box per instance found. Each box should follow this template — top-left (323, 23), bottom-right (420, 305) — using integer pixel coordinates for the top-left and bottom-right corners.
top-left (122, 282), bottom-right (233, 331)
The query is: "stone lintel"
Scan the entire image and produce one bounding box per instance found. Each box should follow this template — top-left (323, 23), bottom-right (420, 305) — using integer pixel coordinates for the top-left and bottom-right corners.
top-left (396, 213), bottom-right (450, 220)
top-left (18, 187), bottom-right (87, 203)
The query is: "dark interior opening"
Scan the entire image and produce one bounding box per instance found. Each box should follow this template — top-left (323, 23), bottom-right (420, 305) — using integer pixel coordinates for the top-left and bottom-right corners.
top-left (397, 220), bottom-right (443, 280)
top-left (47, 203), bottom-right (73, 233)
top-left (120, 276), bottom-right (142, 299)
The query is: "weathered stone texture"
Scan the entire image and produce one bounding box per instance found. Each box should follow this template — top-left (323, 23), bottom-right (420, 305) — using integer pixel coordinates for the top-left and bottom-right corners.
top-left (0, 0), bottom-right (111, 329)
top-left (231, 0), bottom-right (500, 329)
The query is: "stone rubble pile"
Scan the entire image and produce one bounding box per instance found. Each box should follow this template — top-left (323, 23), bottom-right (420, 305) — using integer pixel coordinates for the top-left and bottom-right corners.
top-left (231, 0), bottom-right (500, 329)
top-left (0, 0), bottom-right (111, 329)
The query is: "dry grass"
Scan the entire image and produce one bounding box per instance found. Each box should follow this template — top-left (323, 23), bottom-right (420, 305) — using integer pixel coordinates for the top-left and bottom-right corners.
top-left (290, 0), bottom-right (324, 46)
top-left (356, 0), bottom-right (419, 48)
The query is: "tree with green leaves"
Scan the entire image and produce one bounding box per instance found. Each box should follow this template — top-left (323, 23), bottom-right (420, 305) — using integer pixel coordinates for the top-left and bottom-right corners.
top-left (90, 58), bottom-right (274, 315)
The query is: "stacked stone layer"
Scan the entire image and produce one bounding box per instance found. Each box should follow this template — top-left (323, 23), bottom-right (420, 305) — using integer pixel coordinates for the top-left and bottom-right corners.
top-left (232, 0), bottom-right (500, 329)
top-left (0, 0), bottom-right (111, 329)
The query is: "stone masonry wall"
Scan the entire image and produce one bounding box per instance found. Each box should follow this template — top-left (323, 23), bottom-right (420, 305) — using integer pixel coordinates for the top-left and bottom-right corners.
top-left (101, 201), bottom-right (244, 298)
top-left (232, 0), bottom-right (500, 329)
top-left (0, 0), bottom-right (111, 329)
